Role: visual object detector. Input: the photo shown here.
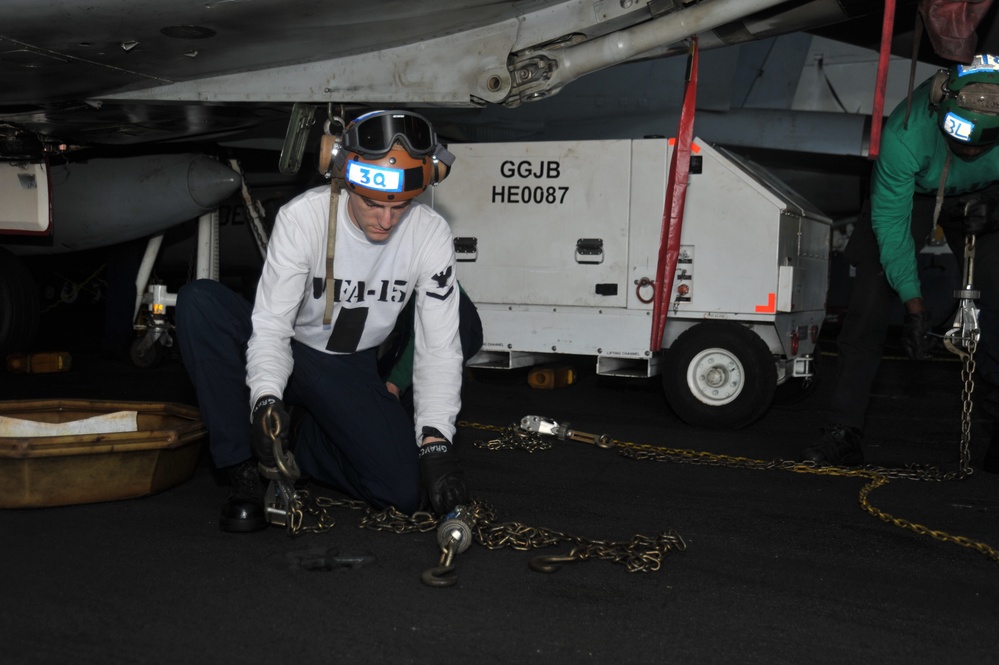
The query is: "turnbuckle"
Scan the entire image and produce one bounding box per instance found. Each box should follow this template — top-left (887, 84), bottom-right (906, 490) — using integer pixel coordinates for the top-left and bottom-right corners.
top-left (421, 540), bottom-right (461, 587)
top-left (943, 234), bottom-right (981, 360)
top-left (519, 415), bottom-right (614, 448)
top-left (261, 475), bottom-right (301, 530)
top-left (258, 405), bottom-right (303, 531)
top-left (421, 505), bottom-right (476, 587)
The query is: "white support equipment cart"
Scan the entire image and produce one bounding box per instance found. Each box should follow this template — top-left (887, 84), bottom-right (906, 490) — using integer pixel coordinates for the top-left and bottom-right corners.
top-left (423, 138), bottom-right (831, 428)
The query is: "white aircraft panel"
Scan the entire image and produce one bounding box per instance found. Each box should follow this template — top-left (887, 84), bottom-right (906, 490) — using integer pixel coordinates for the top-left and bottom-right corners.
top-left (0, 162), bottom-right (50, 234)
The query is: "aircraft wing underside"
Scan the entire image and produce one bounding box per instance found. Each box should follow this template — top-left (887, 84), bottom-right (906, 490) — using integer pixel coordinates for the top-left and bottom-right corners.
top-left (0, 0), bottom-right (889, 158)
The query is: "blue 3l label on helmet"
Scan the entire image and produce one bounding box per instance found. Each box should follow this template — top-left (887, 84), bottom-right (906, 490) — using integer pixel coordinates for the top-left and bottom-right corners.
top-left (943, 111), bottom-right (975, 142)
top-left (346, 160), bottom-right (403, 192)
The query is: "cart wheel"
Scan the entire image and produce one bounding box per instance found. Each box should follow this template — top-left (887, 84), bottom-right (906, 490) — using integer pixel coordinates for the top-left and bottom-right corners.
top-left (663, 322), bottom-right (777, 429)
top-left (130, 337), bottom-right (164, 369)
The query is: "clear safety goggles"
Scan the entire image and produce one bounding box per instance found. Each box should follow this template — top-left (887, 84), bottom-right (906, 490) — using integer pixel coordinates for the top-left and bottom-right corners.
top-left (342, 110), bottom-right (438, 158)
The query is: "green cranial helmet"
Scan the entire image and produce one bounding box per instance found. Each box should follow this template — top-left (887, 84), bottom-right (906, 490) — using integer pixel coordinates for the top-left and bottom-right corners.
top-left (936, 54), bottom-right (999, 146)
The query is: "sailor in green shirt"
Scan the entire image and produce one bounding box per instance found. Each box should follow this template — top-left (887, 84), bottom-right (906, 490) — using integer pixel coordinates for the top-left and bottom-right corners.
top-left (382, 283), bottom-right (483, 417)
top-left (804, 54), bottom-right (999, 473)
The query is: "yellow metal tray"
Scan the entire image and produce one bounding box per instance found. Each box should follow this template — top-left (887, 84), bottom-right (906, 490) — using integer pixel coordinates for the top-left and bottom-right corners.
top-left (0, 399), bottom-right (206, 508)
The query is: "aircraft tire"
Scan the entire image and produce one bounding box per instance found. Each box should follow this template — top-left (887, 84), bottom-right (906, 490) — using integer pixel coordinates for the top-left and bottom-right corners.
top-left (662, 322), bottom-right (777, 429)
top-left (0, 248), bottom-right (40, 357)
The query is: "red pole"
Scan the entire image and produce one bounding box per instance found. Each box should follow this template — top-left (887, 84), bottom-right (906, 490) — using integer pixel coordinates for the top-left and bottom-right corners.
top-left (651, 37), bottom-right (698, 350)
top-left (869, 0), bottom-right (896, 159)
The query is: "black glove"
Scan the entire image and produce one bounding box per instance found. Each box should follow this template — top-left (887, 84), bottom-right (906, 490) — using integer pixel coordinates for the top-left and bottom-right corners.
top-left (418, 427), bottom-right (469, 516)
top-left (250, 395), bottom-right (289, 468)
top-left (901, 310), bottom-right (934, 360)
top-left (960, 194), bottom-right (999, 236)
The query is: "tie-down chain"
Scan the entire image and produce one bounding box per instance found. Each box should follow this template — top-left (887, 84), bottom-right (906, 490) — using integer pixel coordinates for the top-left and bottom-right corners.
top-left (257, 410), bottom-right (686, 582)
top-left (938, 233), bottom-right (980, 476)
top-left (467, 411), bottom-right (999, 564)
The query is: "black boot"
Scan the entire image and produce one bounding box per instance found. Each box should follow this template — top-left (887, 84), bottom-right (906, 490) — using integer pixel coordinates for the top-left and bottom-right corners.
top-left (801, 424), bottom-right (864, 466)
top-left (219, 459), bottom-right (268, 533)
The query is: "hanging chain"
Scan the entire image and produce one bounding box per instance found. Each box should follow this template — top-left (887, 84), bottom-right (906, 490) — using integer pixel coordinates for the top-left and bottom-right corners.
top-left (940, 230), bottom-right (980, 480)
top-left (957, 337), bottom-right (977, 476)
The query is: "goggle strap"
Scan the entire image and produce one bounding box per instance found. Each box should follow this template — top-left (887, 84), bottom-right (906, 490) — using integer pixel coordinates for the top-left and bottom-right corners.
top-left (332, 147), bottom-right (348, 171)
top-left (433, 144), bottom-right (455, 167)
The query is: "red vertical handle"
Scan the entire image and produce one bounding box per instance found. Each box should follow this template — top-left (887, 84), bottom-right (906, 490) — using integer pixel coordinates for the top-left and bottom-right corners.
top-left (651, 37), bottom-right (698, 350)
top-left (869, 0), bottom-right (897, 159)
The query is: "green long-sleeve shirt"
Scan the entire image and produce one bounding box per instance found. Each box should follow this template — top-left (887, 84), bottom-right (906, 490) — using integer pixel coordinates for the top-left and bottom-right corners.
top-left (387, 282), bottom-right (471, 394)
top-left (872, 77), bottom-right (999, 302)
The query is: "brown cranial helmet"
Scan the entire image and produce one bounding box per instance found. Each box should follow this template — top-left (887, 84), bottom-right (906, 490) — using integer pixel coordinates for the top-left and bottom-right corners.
top-left (326, 110), bottom-right (453, 202)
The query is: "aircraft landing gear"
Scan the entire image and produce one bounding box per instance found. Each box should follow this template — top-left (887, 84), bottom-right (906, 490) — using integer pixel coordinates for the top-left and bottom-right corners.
top-left (131, 285), bottom-right (174, 369)
top-left (129, 328), bottom-right (170, 369)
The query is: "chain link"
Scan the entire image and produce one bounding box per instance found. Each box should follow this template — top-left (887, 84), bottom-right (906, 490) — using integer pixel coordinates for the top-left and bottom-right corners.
top-left (288, 491), bottom-right (340, 534)
top-left (468, 422), bottom-right (553, 452)
top-left (958, 337), bottom-right (977, 476)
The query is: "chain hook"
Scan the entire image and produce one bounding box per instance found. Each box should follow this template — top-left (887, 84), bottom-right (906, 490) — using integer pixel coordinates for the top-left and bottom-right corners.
top-left (421, 541), bottom-right (460, 587)
top-left (262, 405), bottom-right (301, 480)
top-left (421, 505), bottom-right (476, 587)
top-left (259, 405), bottom-right (303, 532)
top-left (529, 549), bottom-right (582, 573)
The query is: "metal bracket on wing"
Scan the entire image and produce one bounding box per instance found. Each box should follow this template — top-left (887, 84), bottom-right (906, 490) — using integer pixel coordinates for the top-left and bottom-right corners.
top-left (502, 0), bottom-right (788, 107)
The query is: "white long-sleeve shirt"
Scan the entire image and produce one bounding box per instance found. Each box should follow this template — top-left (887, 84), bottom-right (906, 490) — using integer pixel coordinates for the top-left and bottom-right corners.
top-left (246, 185), bottom-right (463, 444)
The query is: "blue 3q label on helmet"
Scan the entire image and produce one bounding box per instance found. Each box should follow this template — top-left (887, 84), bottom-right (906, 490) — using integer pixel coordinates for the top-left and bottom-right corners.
top-left (345, 160), bottom-right (403, 193)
